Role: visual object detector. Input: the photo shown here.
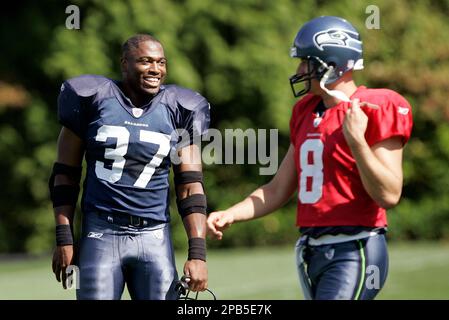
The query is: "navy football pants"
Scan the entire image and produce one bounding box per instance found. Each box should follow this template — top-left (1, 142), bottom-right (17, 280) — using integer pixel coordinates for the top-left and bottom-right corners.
top-left (76, 212), bottom-right (179, 300)
top-left (296, 234), bottom-right (389, 300)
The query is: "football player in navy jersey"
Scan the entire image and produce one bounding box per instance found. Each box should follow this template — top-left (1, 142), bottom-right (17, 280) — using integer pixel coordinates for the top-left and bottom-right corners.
top-left (49, 34), bottom-right (210, 300)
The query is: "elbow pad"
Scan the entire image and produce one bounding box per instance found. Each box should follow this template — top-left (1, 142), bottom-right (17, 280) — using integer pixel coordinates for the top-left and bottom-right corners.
top-left (48, 162), bottom-right (82, 208)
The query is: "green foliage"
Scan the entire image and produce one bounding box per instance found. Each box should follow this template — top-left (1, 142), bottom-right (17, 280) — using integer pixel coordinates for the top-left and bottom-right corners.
top-left (0, 0), bottom-right (448, 253)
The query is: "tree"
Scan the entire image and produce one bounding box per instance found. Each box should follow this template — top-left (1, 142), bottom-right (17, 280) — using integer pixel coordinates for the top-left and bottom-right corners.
top-left (1, 0), bottom-right (448, 253)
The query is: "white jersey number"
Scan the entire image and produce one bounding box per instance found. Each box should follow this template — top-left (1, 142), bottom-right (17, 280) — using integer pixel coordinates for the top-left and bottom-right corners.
top-left (95, 125), bottom-right (171, 188)
top-left (299, 139), bottom-right (324, 204)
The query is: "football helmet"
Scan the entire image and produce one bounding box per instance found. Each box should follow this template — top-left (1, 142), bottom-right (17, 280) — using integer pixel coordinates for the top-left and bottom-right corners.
top-left (289, 16), bottom-right (363, 97)
top-left (175, 275), bottom-right (217, 300)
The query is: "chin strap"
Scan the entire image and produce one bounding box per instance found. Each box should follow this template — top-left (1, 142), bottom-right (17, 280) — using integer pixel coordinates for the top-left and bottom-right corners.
top-left (319, 66), bottom-right (351, 102)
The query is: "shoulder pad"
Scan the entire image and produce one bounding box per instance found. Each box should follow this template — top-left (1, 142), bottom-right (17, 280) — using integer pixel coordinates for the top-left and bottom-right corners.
top-left (359, 88), bottom-right (409, 108)
top-left (64, 74), bottom-right (111, 97)
top-left (164, 85), bottom-right (208, 111)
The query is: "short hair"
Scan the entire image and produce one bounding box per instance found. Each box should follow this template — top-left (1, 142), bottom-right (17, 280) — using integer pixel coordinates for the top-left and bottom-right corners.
top-left (122, 34), bottom-right (162, 58)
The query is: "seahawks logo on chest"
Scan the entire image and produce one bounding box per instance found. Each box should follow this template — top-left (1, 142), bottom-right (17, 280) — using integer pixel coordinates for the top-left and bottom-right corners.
top-left (313, 117), bottom-right (322, 127)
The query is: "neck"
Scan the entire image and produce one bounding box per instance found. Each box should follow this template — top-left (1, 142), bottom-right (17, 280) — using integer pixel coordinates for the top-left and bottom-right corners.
top-left (122, 82), bottom-right (153, 108)
top-left (320, 76), bottom-right (358, 109)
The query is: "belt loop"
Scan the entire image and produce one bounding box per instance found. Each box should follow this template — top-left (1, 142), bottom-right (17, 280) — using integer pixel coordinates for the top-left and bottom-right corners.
top-left (130, 215), bottom-right (142, 227)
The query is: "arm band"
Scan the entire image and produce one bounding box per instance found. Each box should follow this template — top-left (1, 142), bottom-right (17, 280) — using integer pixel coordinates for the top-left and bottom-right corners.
top-left (49, 162), bottom-right (82, 208)
top-left (174, 171), bottom-right (204, 187)
top-left (188, 237), bottom-right (206, 261)
top-left (50, 162), bottom-right (82, 182)
top-left (56, 224), bottom-right (74, 246)
top-left (176, 194), bottom-right (207, 218)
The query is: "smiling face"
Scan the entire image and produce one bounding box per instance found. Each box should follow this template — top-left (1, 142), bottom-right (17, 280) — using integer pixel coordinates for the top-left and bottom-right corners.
top-left (121, 39), bottom-right (167, 97)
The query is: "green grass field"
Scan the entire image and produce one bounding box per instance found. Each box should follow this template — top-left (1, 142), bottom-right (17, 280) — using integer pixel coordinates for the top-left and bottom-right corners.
top-left (0, 242), bottom-right (448, 300)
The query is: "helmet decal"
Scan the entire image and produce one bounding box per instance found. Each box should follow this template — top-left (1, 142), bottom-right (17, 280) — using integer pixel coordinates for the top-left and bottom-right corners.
top-left (313, 29), bottom-right (362, 52)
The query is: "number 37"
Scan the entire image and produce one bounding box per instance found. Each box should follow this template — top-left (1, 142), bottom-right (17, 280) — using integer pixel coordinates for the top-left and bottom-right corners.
top-left (95, 125), bottom-right (171, 188)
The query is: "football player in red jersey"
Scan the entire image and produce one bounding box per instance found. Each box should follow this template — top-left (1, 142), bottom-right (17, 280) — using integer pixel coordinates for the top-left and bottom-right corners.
top-left (207, 16), bottom-right (413, 300)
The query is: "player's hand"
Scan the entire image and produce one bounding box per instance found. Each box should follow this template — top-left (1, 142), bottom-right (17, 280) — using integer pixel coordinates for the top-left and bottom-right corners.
top-left (343, 98), bottom-right (377, 147)
top-left (52, 245), bottom-right (74, 289)
top-left (183, 259), bottom-right (208, 292)
top-left (207, 210), bottom-right (234, 240)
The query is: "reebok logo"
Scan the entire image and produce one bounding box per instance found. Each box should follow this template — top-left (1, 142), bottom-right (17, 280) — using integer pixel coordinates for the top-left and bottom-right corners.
top-left (87, 232), bottom-right (103, 239)
top-left (398, 106), bottom-right (409, 115)
top-left (152, 229), bottom-right (163, 240)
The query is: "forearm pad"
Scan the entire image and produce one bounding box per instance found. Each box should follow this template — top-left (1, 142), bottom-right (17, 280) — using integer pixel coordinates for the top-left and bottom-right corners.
top-left (176, 194), bottom-right (207, 218)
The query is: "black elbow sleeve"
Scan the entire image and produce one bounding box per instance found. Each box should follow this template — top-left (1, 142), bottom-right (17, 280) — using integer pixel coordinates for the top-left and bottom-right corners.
top-left (48, 162), bottom-right (82, 208)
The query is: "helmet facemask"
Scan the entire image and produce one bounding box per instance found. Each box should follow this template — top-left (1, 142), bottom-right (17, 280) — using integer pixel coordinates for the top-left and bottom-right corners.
top-left (289, 56), bottom-right (332, 97)
top-left (290, 57), bottom-right (352, 102)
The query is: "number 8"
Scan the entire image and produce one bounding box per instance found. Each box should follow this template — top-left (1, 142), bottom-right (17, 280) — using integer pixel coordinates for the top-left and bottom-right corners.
top-left (299, 139), bottom-right (324, 204)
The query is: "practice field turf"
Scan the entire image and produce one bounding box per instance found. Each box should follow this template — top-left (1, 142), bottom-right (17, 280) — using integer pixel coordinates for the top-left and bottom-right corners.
top-left (0, 242), bottom-right (448, 300)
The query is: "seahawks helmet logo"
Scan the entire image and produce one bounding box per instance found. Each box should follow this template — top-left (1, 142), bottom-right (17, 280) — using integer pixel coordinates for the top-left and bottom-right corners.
top-left (313, 29), bottom-right (362, 52)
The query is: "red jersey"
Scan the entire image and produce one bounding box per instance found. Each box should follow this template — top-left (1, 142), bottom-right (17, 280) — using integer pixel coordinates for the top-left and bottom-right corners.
top-left (289, 86), bottom-right (413, 228)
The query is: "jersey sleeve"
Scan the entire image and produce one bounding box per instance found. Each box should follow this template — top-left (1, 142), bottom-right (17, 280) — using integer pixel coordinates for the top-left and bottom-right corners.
top-left (364, 93), bottom-right (413, 146)
top-left (176, 88), bottom-right (211, 149)
top-left (57, 81), bottom-right (86, 139)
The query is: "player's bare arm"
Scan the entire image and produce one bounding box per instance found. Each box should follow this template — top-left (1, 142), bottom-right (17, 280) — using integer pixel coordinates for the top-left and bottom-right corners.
top-left (50, 126), bottom-right (84, 288)
top-left (207, 144), bottom-right (298, 240)
top-left (174, 144), bottom-right (208, 292)
top-left (343, 99), bottom-right (403, 208)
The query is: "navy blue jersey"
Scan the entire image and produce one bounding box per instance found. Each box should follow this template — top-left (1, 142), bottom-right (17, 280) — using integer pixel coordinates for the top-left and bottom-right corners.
top-left (57, 75), bottom-right (210, 222)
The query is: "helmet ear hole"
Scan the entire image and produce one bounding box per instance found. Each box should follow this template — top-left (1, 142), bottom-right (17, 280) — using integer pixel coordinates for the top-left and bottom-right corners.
top-left (317, 64), bottom-right (326, 73)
